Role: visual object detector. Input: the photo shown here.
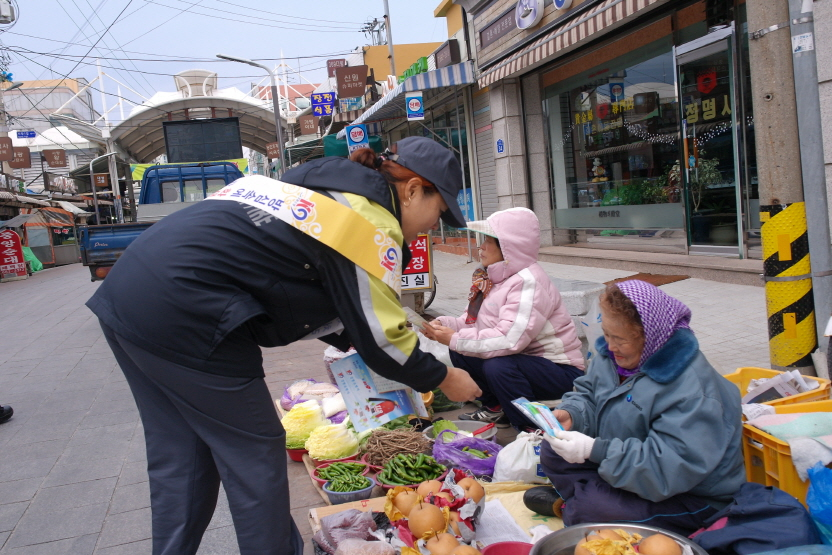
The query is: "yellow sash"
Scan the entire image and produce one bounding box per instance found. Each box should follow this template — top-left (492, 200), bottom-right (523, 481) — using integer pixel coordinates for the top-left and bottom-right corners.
top-left (206, 176), bottom-right (402, 295)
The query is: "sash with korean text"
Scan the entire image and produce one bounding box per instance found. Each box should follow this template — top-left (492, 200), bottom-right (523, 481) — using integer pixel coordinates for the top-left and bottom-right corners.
top-left (206, 176), bottom-right (402, 295)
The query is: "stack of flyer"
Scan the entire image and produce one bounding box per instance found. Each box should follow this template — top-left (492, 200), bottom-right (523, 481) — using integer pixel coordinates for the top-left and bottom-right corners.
top-left (511, 397), bottom-right (564, 436)
top-left (741, 370), bottom-right (820, 404)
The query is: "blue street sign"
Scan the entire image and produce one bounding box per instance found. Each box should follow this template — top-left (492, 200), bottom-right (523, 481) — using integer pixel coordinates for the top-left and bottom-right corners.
top-left (16, 131), bottom-right (36, 139)
top-left (496, 139), bottom-right (504, 154)
top-left (406, 91), bottom-right (424, 121)
top-left (457, 188), bottom-right (474, 221)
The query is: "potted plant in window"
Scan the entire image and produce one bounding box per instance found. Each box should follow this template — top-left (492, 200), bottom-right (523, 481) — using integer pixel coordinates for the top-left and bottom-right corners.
top-left (688, 154), bottom-right (722, 243)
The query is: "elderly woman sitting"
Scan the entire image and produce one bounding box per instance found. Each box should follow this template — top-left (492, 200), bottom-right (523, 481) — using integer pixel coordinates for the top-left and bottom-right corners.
top-left (523, 280), bottom-right (745, 535)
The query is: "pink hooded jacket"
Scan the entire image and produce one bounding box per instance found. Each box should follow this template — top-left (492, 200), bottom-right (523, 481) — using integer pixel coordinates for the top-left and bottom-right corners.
top-left (436, 208), bottom-right (586, 370)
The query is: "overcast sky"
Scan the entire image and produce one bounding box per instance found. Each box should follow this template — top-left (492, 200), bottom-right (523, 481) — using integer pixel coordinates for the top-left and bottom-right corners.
top-left (1, 0), bottom-right (448, 119)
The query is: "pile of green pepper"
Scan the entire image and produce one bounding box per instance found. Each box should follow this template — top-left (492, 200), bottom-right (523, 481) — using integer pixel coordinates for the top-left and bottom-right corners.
top-left (316, 462), bottom-right (366, 482)
top-left (462, 446), bottom-right (492, 459)
top-left (326, 474), bottom-right (371, 493)
top-left (376, 453), bottom-right (446, 486)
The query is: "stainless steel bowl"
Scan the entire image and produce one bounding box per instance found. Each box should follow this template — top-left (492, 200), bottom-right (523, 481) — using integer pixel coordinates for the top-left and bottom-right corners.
top-left (529, 523), bottom-right (708, 555)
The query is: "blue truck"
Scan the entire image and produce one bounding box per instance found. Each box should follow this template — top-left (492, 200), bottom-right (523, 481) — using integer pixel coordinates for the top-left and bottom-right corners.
top-left (79, 162), bottom-right (244, 281)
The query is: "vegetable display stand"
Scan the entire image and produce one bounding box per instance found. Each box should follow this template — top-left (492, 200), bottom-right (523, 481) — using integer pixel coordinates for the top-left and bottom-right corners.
top-left (743, 399), bottom-right (832, 506)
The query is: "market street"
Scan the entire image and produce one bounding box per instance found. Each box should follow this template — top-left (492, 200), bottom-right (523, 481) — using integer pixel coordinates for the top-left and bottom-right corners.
top-left (0, 253), bottom-right (770, 554)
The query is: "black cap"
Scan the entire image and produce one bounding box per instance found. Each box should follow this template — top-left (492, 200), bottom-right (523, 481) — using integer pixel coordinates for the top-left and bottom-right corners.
top-left (388, 137), bottom-right (466, 228)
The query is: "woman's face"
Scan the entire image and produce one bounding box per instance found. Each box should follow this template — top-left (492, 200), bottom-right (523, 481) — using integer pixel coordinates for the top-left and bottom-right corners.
top-left (400, 178), bottom-right (448, 243)
top-left (600, 305), bottom-right (645, 370)
top-left (478, 236), bottom-right (504, 267)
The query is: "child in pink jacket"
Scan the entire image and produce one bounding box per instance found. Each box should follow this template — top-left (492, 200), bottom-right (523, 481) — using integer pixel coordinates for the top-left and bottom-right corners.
top-left (423, 207), bottom-right (585, 429)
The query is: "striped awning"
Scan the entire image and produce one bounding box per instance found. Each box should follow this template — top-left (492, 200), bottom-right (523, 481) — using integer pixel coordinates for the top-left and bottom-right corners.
top-left (478, 0), bottom-right (669, 88)
top-left (333, 110), bottom-right (365, 123)
top-left (337, 61), bottom-right (475, 139)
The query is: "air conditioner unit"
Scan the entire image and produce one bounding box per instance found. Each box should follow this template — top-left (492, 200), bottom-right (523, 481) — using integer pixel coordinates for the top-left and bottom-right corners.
top-left (0, 0), bottom-right (15, 24)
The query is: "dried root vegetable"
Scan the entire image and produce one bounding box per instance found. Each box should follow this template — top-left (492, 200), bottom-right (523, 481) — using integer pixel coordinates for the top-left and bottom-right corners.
top-left (361, 429), bottom-right (432, 466)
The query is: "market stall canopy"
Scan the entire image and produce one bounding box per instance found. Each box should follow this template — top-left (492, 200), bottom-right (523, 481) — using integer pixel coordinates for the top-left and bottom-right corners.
top-left (21, 207), bottom-right (74, 226)
top-left (0, 212), bottom-right (37, 228)
top-left (108, 86), bottom-right (287, 163)
top-left (55, 200), bottom-right (92, 217)
top-left (337, 61), bottom-right (475, 139)
top-left (6, 126), bottom-right (99, 152)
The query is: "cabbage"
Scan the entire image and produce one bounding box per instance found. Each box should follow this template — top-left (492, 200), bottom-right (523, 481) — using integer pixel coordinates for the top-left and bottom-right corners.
top-left (304, 421), bottom-right (359, 460)
top-left (282, 400), bottom-right (326, 449)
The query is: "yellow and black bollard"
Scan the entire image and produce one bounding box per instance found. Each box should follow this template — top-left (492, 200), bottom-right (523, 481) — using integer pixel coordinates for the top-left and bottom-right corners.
top-left (760, 202), bottom-right (816, 369)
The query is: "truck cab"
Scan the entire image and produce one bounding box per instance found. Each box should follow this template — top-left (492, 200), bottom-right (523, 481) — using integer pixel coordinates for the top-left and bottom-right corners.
top-left (137, 162), bottom-right (244, 221)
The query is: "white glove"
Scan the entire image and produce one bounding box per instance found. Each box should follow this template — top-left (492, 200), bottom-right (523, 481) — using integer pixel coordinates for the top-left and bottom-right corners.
top-left (544, 430), bottom-right (596, 464)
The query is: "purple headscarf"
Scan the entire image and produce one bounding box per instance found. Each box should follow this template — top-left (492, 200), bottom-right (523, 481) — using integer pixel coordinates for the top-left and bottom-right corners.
top-left (614, 280), bottom-right (692, 373)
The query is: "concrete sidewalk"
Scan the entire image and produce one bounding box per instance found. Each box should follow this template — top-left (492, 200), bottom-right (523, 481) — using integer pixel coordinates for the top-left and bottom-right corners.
top-left (0, 254), bottom-right (770, 553)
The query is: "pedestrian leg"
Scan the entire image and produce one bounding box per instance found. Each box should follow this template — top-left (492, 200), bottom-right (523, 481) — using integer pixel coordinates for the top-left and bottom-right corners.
top-left (449, 351), bottom-right (499, 407)
top-left (103, 326), bottom-right (220, 555)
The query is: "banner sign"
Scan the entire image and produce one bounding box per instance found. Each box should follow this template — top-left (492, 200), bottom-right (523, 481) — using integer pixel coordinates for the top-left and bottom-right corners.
top-left (299, 115), bottom-right (319, 135)
top-left (266, 142), bottom-right (282, 159)
top-left (345, 124), bottom-right (369, 154)
top-left (402, 233), bottom-right (432, 291)
top-left (93, 173), bottom-right (109, 188)
top-left (405, 91), bottom-right (424, 121)
top-left (0, 137), bottom-right (12, 162)
top-left (0, 229), bottom-right (26, 280)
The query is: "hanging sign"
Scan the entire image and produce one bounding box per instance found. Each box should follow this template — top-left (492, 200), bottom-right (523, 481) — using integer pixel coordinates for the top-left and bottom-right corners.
top-left (0, 137), bottom-right (12, 162)
top-left (299, 115), bottom-right (319, 135)
top-left (0, 228), bottom-right (27, 281)
top-left (266, 142), bottom-right (282, 159)
top-left (16, 130), bottom-right (36, 139)
top-left (310, 92), bottom-right (336, 117)
top-left (335, 65), bottom-right (368, 99)
top-left (345, 124), bottom-right (369, 154)
top-left (406, 91), bottom-right (424, 121)
top-left (8, 147), bottom-right (30, 169)
top-left (609, 82), bottom-right (625, 102)
top-left (43, 149), bottom-right (67, 168)
top-left (553, 0), bottom-right (573, 9)
top-left (327, 59), bottom-right (347, 78)
top-left (93, 173), bottom-right (109, 188)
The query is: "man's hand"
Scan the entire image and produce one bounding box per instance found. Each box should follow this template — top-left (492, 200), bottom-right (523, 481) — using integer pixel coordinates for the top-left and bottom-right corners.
top-left (437, 366), bottom-right (482, 402)
top-left (553, 409), bottom-right (573, 431)
top-left (421, 321), bottom-right (455, 346)
top-left (543, 430), bottom-right (595, 464)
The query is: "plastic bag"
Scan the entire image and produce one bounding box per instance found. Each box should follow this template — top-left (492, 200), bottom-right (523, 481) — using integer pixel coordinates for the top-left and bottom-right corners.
top-left (334, 539), bottom-right (395, 555)
top-left (493, 432), bottom-right (549, 484)
top-left (313, 509), bottom-right (377, 555)
top-left (432, 430), bottom-right (503, 477)
top-left (580, 295), bottom-right (603, 363)
top-left (280, 379), bottom-right (339, 411)
top-left (324, 346), bottom-right (357, 384)
top-left (808, 463), bottom-right (832, 545)
top-left (417, 331), bottom-right (452, 367)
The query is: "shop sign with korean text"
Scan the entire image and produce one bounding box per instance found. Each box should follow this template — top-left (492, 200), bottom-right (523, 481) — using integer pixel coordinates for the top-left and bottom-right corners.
top-left (9, 147), bottom-right (30, 169)
top-left (326, 59), bottom-right (346, 78)
top-left (43, 149), bottom-right (67, 167)
top-left (299, 115), bottom-right (319, 135)
top-left (0, 137), bottom-right (12, 162)
top-left (266, 142), bottom-right (283, 159)
top-left (406, 91), bottom-right (424, 121)
top-left (402, 233), bottom-right (432, 291)
top-left (345, 124), bottom-right (369, 154)
top-left (310, 92), bottom-right (336, 117)
top-left (335, 65), bottom-right (368, 99)
top-left (94, 173), bottom-right (109, 188)
top-left (0, 229), bottom-right (27, 281)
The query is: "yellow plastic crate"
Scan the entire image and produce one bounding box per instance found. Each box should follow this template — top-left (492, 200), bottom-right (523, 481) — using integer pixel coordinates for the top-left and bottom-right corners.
top-left (742, 399), bottom-right (832, 506)
top-left (724, 367), bottom-right (830, 406)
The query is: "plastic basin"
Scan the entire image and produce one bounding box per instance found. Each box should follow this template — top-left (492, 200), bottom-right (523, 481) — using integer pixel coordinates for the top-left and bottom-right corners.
top-left (482, 542), bottom-right (533, 555)
top-left (286, 448), bottom-right (307, 462)
top-left (310, 461), bottom-right (371, 486)
top-left (322, 477), bottom-right (376, 505)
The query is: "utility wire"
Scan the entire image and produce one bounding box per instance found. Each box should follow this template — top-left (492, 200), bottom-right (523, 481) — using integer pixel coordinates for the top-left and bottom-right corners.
top-left (17, 0), bottom-right (136, 119)
top-left (211, 0), bottom-right (366, 25)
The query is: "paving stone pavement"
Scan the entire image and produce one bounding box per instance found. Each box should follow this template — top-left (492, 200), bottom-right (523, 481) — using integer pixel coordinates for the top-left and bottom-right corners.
top-left (0, 253), bottom-right (770, 553)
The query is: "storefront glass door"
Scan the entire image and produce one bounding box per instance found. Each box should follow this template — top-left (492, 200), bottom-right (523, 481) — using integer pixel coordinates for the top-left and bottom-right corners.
top-left (676, 29), bottom-right (744, 256)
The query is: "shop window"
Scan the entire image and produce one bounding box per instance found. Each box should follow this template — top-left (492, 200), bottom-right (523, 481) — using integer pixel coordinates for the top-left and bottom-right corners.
top-left (544, 38), bottom-right (685, 229)
top-left (51, 226), bottom-right (76, 245)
